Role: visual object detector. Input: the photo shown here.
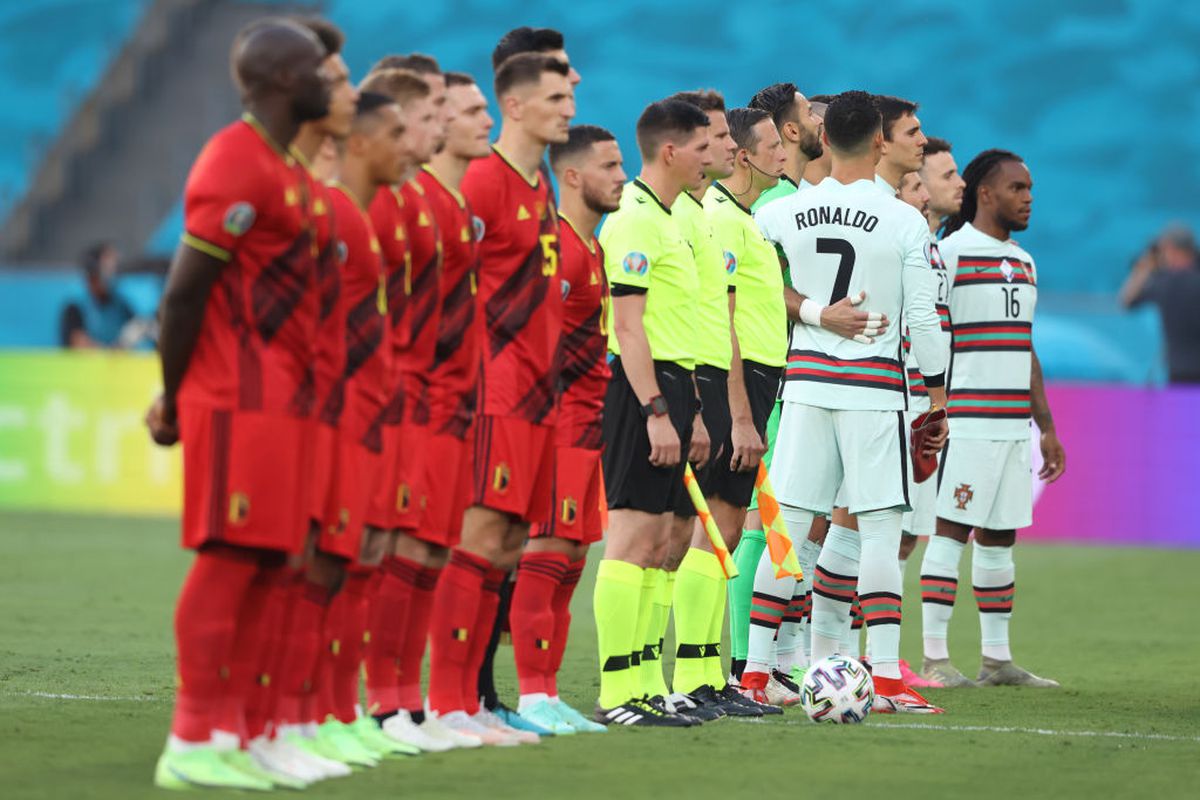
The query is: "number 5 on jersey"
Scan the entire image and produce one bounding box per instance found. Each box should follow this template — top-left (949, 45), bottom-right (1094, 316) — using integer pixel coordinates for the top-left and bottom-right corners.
top-left (540, 234), bottom-right (558, 277)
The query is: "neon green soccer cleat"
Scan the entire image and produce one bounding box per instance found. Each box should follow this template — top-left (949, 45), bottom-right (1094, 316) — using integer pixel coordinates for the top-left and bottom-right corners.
top-left (153, 746), bottom-right (273, 791)
top-left (317, 719), bottom-right (379, 767)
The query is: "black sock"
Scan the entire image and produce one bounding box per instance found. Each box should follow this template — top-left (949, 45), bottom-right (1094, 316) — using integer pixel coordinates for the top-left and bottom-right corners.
top-left (478, 572), bottom-right (513, 710)
top-left (731, 658), bottom-right (746, 681)
top-left (409, 709), bottom-right (425, 725)
top-left (372, 710), bottom-right (398, 725)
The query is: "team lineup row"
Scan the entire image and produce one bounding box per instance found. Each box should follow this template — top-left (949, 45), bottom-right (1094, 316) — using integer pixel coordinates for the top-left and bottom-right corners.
top-left (143, 16), bottom-right (1067, 791)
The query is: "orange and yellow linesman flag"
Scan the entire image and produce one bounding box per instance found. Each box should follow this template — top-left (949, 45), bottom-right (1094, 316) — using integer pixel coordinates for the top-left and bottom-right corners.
top-left (755, 462), bottom-right (804, 580)
top-left (682, 465), bottom-right (738, 579)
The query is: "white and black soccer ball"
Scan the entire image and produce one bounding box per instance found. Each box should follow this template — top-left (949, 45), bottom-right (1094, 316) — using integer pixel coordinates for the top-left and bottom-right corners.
top-left (799, 655), bottom-right (874, 724)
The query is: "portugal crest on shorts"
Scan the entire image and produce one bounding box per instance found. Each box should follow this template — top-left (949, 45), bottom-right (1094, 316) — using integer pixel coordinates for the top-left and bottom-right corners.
top-left (492, 463), bottom-right (511, 494)
top-left (953, 483), bottom-right (974, 510)
top-left (561, 496), bottom-right (578, 525)
top-left (227, 491), bottom-right (250, 525)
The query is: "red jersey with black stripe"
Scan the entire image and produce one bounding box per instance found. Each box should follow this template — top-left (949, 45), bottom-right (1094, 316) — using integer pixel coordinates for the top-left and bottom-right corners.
top-left (178, 115), bottom-right (318, 417)
top-left (417, 166), bottom-right (480, 439)
top-left (328, 183), bottom-right (391, 451)
top-left (299, 171), bottom-right (345, 426)
top-left (394, 179), bottom-right (443, 425)
top-left (461, 147), bottom-right (563, 425)
top-left (555, 214), bottom-right (609, 449)
top-left (367, 185), bottom-right (409, 425)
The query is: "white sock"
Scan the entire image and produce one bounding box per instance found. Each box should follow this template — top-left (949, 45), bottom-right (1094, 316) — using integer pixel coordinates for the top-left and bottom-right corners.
top-left (973, 542), bottom-right (1015, 662)
top-left (746, 546), bottom-right (796, 674)
top-left (920, 535), bottom-right (965, 661)
top-left (857, 509), bottom-right (904, 680)
top-left (167, 734), bottom-right (212, 753)
top-left (518, 692), bottom-right (550, 712)
top-left (811, 523), bottom-right (860, 661)
top-left (210, 730), bottom-right (240, 752)
top-left (775, 582), bottom-right (807, 672)
top-left (796, 538), bottom-right (821, 663)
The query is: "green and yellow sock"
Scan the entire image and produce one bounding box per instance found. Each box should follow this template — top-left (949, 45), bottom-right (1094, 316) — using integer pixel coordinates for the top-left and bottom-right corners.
top-left (593, 558), bottom-right (644, 709)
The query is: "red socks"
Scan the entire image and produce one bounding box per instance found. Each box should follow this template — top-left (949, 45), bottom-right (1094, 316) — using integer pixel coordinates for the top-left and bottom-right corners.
top-left (510, 552), bottom-right (569, 696)
top-left (272, 575), bottom-right (330, 727)
top-left (547, 559), bottom-right (585, 697)
top-left (462, 568), bottom-right (506, 715)
top-left (426, 549), bottom-right (490, 714)
top-left (170, 546), bottom-right (261, 743)
top-left (330, 568), bottom-right (373, 724)
top-left (396, 565), bottom-right (440, 713)
top-left (365, 556), bottom-right (420, 714)
top-left (222, 562), bottom-right (290, 742)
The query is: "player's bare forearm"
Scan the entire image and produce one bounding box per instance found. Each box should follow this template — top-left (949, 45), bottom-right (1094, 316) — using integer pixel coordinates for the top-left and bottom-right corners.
top-left (611, 293), bottom-right (660, 404)
top-left (784, 286), bottom-right (803, 323)
top-left (157, 246), bottom-right (225, 418)
top-left (1030, 349), bottom-right (1054, 433)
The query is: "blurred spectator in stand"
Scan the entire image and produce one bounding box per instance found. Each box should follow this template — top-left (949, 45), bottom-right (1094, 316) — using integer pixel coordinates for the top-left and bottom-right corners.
top-left (60, 242), bottom-right (144, 349)
top-left (1121, 224), bottom-right (1200, 384)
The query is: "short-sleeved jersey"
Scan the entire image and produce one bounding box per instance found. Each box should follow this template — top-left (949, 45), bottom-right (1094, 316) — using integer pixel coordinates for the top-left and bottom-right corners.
top-left (556, 213), bottom-right (611, 450)
top-left (904, 237), bottom-right (953, 411)
top-left (751, 174), bottom-right (798, 213)
top-left (461, 147), bottom-right (563, 424)
top-left (874, 173), bottom-right (898, 198)
top-left (392, 179), bottom-right (444, 425)
top-left (418, 166), bottom-right (480, 437)
top-left (706, 181), bottom-right (787, 368)
top-left (673, 190), bottom-right (732, 370)
top-left (178, 115), bottom-right (317, 416)
top-left (756, 177), bottom-right (947, 411)
top-left (939, 222), bottom-right (1038, 440)
top-left (328, 183), bottom-right (391, 450)
top-left (599, 179), bottom-right (698, 369)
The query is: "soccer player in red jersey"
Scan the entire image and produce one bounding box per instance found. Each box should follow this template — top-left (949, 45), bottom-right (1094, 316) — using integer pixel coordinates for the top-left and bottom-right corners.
top-left (424, 53), bottom-right (573, 741)
top-left (352, 62), bottom-right (451, 738)
top-left (507, 125), bottom-right (624, 735)
top-left (144, 19), bottom-right (330, 791)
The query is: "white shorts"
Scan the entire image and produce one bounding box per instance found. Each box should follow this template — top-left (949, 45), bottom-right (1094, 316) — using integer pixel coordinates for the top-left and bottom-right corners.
top-left (936, 438), bottom-right (1032, 531)
top-left (901, 410), bottom-right (937, 536)
top-left (770, 402), bottom-right (910, 516)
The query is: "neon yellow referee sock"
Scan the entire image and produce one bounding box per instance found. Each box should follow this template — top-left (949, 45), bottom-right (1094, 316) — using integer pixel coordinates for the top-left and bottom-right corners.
top-left (593, 559), bottom-right (644, 709)
top-left (672, 548), bottom-right (723, 695)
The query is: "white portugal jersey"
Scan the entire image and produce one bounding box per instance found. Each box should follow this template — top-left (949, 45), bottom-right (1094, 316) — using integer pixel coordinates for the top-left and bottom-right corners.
top-left (755, 177), bottom-right (948, 411)
top-left (938, 222), bottom-right (1037, 440)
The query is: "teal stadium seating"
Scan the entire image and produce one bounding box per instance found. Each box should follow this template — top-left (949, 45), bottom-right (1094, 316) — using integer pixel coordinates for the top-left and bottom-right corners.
top-left (1, 0), bottom-right (1195, 381)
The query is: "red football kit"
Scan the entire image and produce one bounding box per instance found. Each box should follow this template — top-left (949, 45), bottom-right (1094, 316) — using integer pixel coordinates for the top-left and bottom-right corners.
top-left (460, 147), bottom-right (563, 523)
top-left (177, 114), bottom-right (318, 553)
top-left (417, 166), bottom-right (480, 545)
top-left (314, 183), bottom-right (392, 558)
top-left (532, 213), bottom-right (609, 544)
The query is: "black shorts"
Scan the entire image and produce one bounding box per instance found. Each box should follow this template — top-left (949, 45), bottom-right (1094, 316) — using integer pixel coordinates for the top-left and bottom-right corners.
top-left (709, 360), bottom-right (783, 508)
top-left (602, 357), bottom-right (696, 515)
top-left (676, 365), bottom-right (730, 517)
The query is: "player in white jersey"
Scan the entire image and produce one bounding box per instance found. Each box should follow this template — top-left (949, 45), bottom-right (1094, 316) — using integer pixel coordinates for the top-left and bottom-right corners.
top-left (756, 91), bottom-right (949, 714)
top-left (919, 137), bottom-right (965, 236)
top-left (919, 149), bottom-right (1066, 689)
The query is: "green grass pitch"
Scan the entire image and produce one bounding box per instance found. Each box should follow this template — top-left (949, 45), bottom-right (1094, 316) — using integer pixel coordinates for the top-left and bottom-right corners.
top-left (1, 511), bottom-right (1197, 799)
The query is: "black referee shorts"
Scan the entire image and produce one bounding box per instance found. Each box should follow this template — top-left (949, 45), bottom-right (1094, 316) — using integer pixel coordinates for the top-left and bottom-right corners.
top-left (675, 364), bottom-right (730, 517)
top-left (602, 357), bottom-right (696, 515)
top-left (709, 360), bottom-right (783, 508)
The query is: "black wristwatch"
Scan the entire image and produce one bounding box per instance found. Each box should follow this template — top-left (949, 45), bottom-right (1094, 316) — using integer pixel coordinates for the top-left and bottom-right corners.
top-left (640, 394), bottom-right (670, 418)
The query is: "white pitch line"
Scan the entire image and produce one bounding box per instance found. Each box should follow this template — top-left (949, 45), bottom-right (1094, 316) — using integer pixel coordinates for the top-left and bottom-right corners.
top-left (15, 691), bottom-right (159, 702)
top-left (787, 718), bottom-right (1200, 743)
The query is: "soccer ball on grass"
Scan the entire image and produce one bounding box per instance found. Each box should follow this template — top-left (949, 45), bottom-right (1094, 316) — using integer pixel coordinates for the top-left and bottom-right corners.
top-left (799, 655), bottom-right (874, 724)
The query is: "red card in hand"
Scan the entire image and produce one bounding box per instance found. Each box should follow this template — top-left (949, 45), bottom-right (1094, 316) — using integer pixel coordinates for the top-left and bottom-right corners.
top-left (910, 407), bottom-right (947, 483)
